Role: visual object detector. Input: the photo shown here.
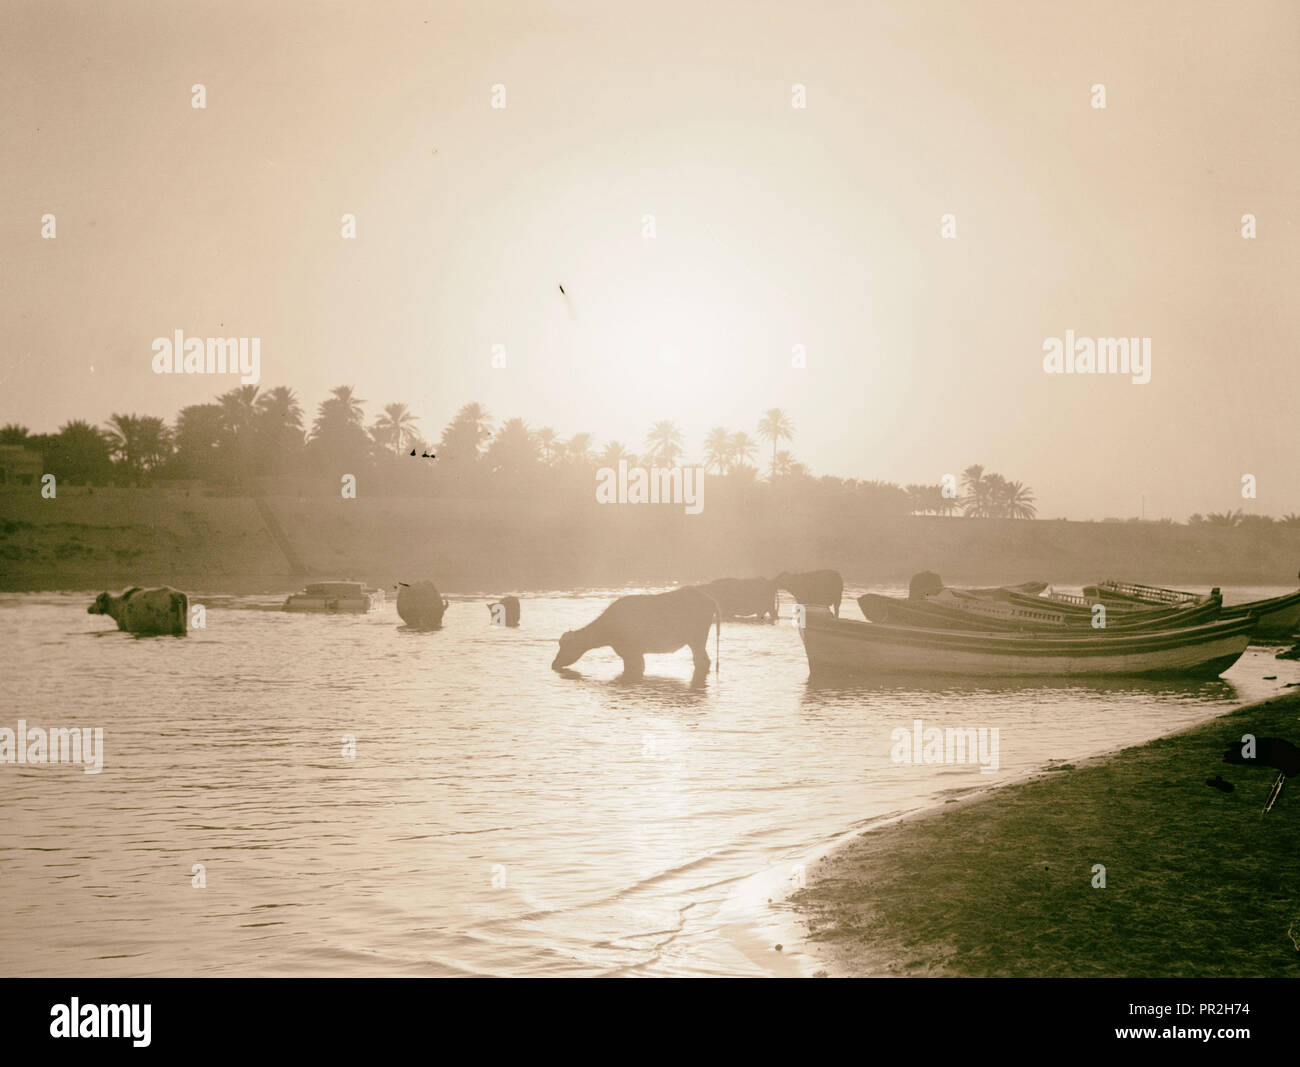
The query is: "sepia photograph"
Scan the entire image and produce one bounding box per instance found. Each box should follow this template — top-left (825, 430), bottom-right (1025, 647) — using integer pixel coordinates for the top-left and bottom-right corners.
top-left (2, 0), bottom-right (1297, 1044)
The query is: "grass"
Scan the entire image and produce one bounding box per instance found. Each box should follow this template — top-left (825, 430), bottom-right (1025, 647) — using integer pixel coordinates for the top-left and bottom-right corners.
top-left (793, 692), bottom-right (1300, 976)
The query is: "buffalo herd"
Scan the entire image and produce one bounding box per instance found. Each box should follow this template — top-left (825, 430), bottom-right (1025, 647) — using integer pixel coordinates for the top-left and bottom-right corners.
top-left (86, 568), bottom-right (844, 681)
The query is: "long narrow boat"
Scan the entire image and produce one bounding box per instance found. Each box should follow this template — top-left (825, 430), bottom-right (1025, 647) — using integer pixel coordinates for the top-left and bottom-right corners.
top-left (860, 591), bottom-right (1223, 633)
top-left (1088, 578), bottom-right (1300, 639)
top-left (798, 608), bottom-right (1255, 679)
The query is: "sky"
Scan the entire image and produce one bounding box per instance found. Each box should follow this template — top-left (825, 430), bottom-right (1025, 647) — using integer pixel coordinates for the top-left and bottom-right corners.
top-left (1, 0), bottom-right (1297, 519)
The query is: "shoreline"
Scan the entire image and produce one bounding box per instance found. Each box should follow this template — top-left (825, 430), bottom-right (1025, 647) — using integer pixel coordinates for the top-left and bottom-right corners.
top-left (789, 691), bottom-right (1300, 977)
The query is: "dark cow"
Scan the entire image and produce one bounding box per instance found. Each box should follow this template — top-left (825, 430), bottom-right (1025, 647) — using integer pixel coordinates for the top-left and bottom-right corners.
top-left (775, 569), bottom-right (843, 617)
top-left (397, 581), bottom-right (450, 629)
top-left (552, 587), bottom-right (720, 679)
top-left (487, 595), bottom-right (521, 627)
top-left (695, 577), bottom-right (778, 622)
top-left (88, 586), bottom-right (188, 635)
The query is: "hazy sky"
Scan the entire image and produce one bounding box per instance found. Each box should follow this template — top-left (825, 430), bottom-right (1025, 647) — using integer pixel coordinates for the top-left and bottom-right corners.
top-left (2, 0), bottom-right (1297, 519)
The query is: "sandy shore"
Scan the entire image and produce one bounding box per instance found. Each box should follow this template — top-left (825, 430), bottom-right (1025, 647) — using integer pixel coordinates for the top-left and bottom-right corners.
top-left (791, 691), bottom-right (1300, 977)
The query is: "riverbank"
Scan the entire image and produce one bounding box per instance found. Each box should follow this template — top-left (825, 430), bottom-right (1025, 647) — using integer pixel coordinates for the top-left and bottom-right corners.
top-left (791, 691), bottom-right (1300, 977)
top-left (2, 486), bottom-right (1298, 593)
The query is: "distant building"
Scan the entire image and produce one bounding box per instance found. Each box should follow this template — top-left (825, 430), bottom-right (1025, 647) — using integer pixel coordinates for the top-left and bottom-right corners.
top-left (0, 445), bottom-right (43, 488)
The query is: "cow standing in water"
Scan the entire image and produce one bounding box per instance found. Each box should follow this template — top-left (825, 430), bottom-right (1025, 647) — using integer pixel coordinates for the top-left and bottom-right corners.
top-left (88, 587), bottom-right (188, 635)
top-left (775, 569), bottom-right (844, 617)
top-left (694, 577), bottom-right (778, 622)
top-left (552, 587), bottom-right (720, 680)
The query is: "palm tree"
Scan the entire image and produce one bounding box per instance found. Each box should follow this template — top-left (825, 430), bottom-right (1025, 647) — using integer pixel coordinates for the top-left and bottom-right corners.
top-left (485, 417), bottom-right (538, 476)
top-left (727, 431), bottom-right (757, 472)
top-left (960, 464), bottom-right (987, 517)
top-left (439, 402), bottom-right (493, 461)
top-left (536, 427), bottom-right (561, 465)
top-left (644, 420), bottom-right (684, 466)
top-left (565, 433), bottom-right (596, 465)
top-left (702, 427), bottom-right (732, 474)
top-left (771, 450), bottom-right (796, 478)
top-left (0, 424), bottom-right (30, 445)
top-left (47, 420), bottom-right (113, 485)
top-left (312, 385), bottom-right (365, 439)
top-left (756, 408), bottom-right (793, 478)
top-left (255, 386), bottom-right (305, 469)
top-left (371, 403), bottom-right (420, 455)
top-left (1279, 514), bottom-right (1300, 528)
top-left (599, 441), bottom-right (635, 467)
top-left (1002, 480), bottom-right (1037, 520)
top-left (1205, 510), bottom-right (1242, 527)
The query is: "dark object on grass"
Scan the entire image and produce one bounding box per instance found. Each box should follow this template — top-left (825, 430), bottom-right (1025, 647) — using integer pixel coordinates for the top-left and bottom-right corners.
top-left (1222, 736), bottom-right (1300, 813)
top-left (1205, 775), bottom-right (1234, 793)
top-left (1278, 642), bottom-right (1300, 660)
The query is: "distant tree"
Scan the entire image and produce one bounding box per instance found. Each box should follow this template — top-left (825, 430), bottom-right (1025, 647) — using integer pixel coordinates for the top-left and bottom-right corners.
top-left (644, 420), bottom-right (684, 466)
top-left (1001, 480), bottom-right (1037, 520)
top-left (703, 427), bottom-right (732, 474)
top-left (960, 464), bottom-right (988, 517)
top-left (439, 402), bottom-right (493, 463)
top-left (371, 402), bottom-right (420, 456)
top-left (485, 417), bottom-right (538, 478)
top-left (1205, 510), bottom-right (1242, 527)
top-left (756, 409), bottom-right (794, 478)
top-left (1280, 514), bottom-right (1300, 528)
top-left (771, 450), bottom-right (796, 478)
top-left (0, 424), bottom-right (30, 445)
top-left (727, 431), bottom-right (758, 472)
top-left (105, 413), bottom-right (171, 484)
top-left (41, 420), bottom-right (113, 485)
top-left (173, 403), bottom-right (229, 481)
top-left (307, 386), bottom-right (370, 472)
top-left (565, 432), bottom-right (596, 466)
top-left (255, 386), bottom-right (305, 472)
top-left (599, 440), bottom-right (635, 467)
top-left (536, 427), bottom-right (561, 465)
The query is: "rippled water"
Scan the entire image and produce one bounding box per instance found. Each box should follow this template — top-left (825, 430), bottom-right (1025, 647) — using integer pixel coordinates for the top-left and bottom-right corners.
top-left (3, 586), bottom-right (1297, 976)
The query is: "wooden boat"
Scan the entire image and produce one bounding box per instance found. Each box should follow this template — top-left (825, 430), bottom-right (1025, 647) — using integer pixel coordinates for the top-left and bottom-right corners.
top-left (860, 590), bottom-right (1223, 633)
top-left (798, 607), bottom-right (1255, 679)
top-left (283, 581), bottom-right (385, 614)
top-left (1088, 578), bottom-right (1300, 639)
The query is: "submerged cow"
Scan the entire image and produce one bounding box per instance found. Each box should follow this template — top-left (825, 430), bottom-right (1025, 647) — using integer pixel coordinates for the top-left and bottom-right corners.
top-left (487, 595), bottom-right (521, 627)
top-left (397, 581), bottom-right (450, 629)
top-left (552, 587), bottom-right (720, 679)
top-left (695, 577), bottom-right (778, 622)
top-left (775, 569), bottom-right (844, 617)
top-left (88, 587), bottom-right (188, 635)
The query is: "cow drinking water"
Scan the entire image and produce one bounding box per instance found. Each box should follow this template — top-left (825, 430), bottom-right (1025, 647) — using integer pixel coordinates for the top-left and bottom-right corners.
top-left (552, 587), bottom-right (720, 679)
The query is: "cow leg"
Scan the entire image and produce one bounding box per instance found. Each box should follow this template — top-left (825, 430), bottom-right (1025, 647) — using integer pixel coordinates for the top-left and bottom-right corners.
top-left (619, 651), bottom-right (645, 678)
top-left (690, 642), bottom-right (710, 677)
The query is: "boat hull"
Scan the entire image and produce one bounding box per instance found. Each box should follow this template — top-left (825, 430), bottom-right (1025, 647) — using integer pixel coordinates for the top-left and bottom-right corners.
top-left (1219, 590), bottom-right (1300, 639)
top-left (798, 609), bottom-right (1254, 679)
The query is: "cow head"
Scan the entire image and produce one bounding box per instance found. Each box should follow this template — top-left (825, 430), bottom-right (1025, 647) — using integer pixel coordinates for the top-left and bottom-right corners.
top-left (88, 592), bottom-right (112, 615)
top-left (552, 630), bottom-right (583, 669)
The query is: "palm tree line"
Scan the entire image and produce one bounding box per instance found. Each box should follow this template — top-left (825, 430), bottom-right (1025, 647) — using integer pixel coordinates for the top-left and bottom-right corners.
top-left (0, 390), bottom-right (1052, 520)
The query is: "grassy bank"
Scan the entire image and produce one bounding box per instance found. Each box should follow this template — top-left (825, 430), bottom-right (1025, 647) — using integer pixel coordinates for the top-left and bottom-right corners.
top-left (1, 485), bottom-right (1298, 593)
top-left (792, 692), bottom-right (1300, 977)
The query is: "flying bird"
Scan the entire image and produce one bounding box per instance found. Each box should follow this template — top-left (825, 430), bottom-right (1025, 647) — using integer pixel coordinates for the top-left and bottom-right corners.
top-left (558, 283), bottom-right (566, 294)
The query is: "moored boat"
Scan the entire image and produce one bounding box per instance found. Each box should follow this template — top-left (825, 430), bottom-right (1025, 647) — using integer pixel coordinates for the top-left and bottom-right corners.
top-left (283, 581), bottom-right (385, 614)
top-left (798, 607), bottom-right (1255, 679)
top-left (860, 590), bottom-right (1223, 633)
top-left (1087, 578), bottom-right (1300, 639)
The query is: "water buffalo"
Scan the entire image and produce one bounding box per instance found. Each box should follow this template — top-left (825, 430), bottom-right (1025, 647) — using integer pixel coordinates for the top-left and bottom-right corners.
top-left (397, 581), bottom-right (450, 629)
top-left (488, 595), bottom-right (521, 627)
top-left (775, 569), bottom-right (843, 617)
top-left (88, 587), bottom-right (188, 635)
top-left (695, 577), bottom-right (778, 621)
top-left (552, 587), bottom-right (720, 679)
